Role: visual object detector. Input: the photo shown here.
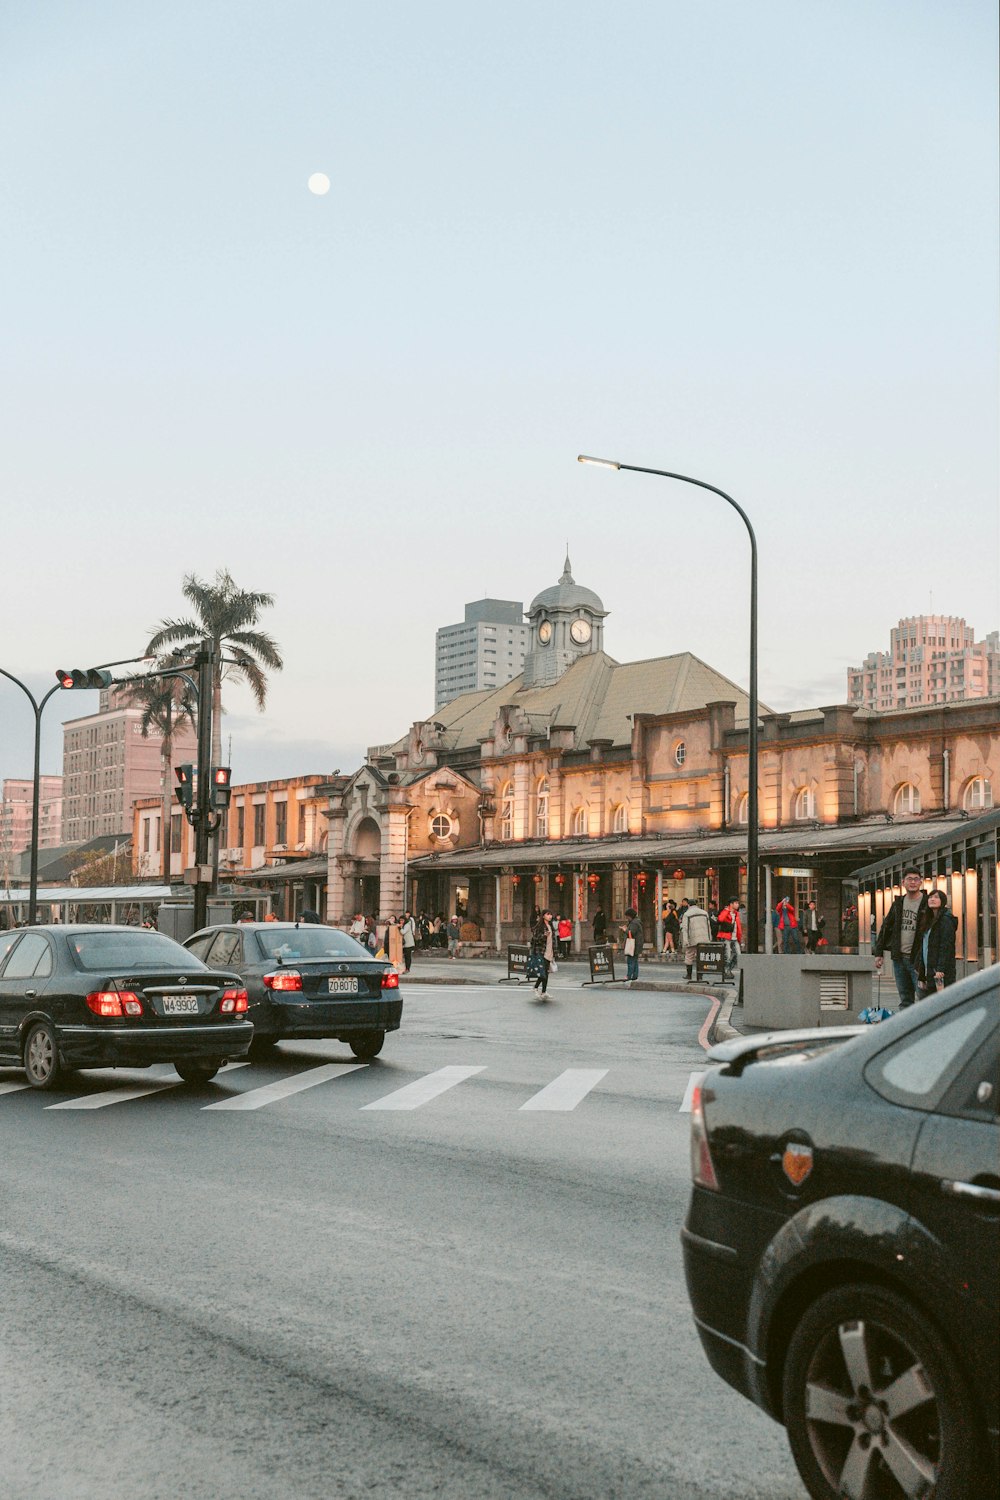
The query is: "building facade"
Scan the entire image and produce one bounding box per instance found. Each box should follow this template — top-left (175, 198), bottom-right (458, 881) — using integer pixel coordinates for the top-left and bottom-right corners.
top-left (132, 773), bottom-right (331, 918)
top-left (848, 615), bottom-right (1000, 711)
top-left (62, 689), bottom-right (198, 843)
top-left (435, 597), bottom-right (530, 709)
top-left (325, 564), bottom-right (1000, 953)
top-left (0, 776), bottom-right (64, 878)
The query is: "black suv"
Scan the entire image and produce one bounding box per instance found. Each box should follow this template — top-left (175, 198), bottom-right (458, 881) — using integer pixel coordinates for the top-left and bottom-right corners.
top-left (683, 965), bottom-right (998, 1500)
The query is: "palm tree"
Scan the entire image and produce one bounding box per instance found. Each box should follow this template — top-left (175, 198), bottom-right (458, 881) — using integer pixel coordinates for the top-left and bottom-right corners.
top-left (146, 570), bottom-right (284, 773)
top-left (117, 655), bottom-right (197, 882)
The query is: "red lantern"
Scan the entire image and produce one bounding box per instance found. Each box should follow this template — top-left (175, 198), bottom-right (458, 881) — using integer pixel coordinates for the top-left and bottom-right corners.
top-left (587, 872), bottom-right (600, 890)
top-left (705, 867), bottom-right (716, 878)
top-left (673, 869), bottom-right (685, 881)
top-left (554, 872), bottom-right (566, 886)
top-left (533, 872), bottom-right (542, 884)
top-left (512, 874), bottom-right (520, 887)
top-left (636, 871), bottom-right (648, 889)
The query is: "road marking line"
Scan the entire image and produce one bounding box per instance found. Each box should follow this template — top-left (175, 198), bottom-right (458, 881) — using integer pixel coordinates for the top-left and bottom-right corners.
top-left (362, 1065), bottom-right (485, 1111)
top-left (519, 1069), bottom-right (608, 1111)
top-left (679, 1071), bottom-right (704, 1113)
top-left (202, 1062), bottom-right (366, 1111)
top-left (0, 1081), bottom-right (31, 1096)
top-left (47, 1082), bottom-right (183, 1110)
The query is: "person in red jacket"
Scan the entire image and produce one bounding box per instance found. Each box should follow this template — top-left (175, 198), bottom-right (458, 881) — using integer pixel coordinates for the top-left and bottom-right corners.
top-left (557, 914), bottom-right (572, 959)
top-left (776, 897), bottom-right (801, 954)
top-left (716, 901), bottom-right (742, 974)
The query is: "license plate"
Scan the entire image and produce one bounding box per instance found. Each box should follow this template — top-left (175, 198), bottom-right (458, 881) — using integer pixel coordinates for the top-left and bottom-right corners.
top-left (162, 995), bottom-right (199, 1015)
top-left (328, 977), bottom-right (359, 995)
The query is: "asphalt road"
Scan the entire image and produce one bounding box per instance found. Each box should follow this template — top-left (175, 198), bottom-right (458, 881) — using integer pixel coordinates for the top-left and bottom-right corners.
top-left (1, 976), bottom-right (806, 1500)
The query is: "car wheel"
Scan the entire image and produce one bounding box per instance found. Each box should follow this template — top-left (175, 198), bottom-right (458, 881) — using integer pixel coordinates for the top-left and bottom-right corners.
top-left (174, 1061), bottom-right (221, 1084)
top-left (782, 1283), bottom-right (980, 1500)
top-left (248, 1036), bottom-right (280, 1059)
top-left (350, 1029), bottom-right (385, 1061)
top-left (23, 1021), bottom-right (61, 1090)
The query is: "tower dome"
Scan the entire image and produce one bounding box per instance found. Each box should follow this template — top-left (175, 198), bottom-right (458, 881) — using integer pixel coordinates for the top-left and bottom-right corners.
top-left (522, 553), bottom-right (608, 688)
top-left (528, 553), bottom-right (606, 617)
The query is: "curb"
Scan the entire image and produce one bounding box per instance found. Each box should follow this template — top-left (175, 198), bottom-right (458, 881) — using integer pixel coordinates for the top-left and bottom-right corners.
top-left (709, 990), bottom-right (741, 1045)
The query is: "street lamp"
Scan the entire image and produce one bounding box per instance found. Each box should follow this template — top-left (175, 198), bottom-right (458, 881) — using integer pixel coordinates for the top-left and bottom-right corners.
top-left (577, 454), bottom-right (760, 952)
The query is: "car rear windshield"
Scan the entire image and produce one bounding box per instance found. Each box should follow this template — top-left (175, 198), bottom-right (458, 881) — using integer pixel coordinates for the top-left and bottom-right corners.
top-left (253, 929), bottom-right (370, 962)
top-left (70, 931), bottom-right (205, 972)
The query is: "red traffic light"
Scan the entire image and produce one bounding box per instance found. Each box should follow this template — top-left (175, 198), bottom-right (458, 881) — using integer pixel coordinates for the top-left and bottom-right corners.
top-left (211, 766), bottom-right (232, 810)
top-left (55, 667), bottom-right (114, 689)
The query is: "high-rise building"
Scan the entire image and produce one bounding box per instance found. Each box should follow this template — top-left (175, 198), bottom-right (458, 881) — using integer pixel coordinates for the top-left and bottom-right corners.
top-left (0, 776), bottom-right (63, 878)
top-left (848, 615), bottom-right (1000, 711)
top-left (61, 688), bottom-right (198, 843)
top-left (435, 598), bottom-right (529, 709)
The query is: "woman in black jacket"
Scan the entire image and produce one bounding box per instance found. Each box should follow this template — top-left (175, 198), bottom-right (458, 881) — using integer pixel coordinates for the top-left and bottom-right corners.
top-left (916, 889), bottom-right (958, 993)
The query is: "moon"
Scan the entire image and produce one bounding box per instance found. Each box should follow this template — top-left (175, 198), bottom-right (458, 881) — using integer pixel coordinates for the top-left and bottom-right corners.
top-left (307, 172), bottom-right (330, 196)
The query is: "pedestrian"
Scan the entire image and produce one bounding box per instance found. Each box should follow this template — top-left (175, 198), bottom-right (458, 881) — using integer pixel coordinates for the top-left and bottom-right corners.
top-left (401, 911), bottom-right (417, 972)
top-left (349, 912), bottom-right (367, 943)
top-left (530, 908), bottom-right (555, 995)
top-left (873, 868), bottom-right (930, 1009)
top-left (680, 897), bottom-right (713, 981)
top-left (776, 897), bottom-right (802, 954)
top-left (802, 900), bottom-right (825, 954)
top-left (557, 913), bottom-right (572, 959)
top-left (715, 900), bottom-right (741, 974)
top-left (367, 916), bottom-right (380, 954)
top-left (418, 912), bottom-right (431, 949)
top-left (447, 913), bottom-right (462, 959)
top-left (623, 906), bottom-right (643, 982)
top-left (592, 906), bottom-right (607, 944)
top-left (916, 888), bottom-right (957, 995)
top-left (662, 899), bottom-right (680, 958)
top-left (707, 902), bottom-right (720, 940)
top-left (385, 915), bottom-right (404, 970)
top-left (299, 908), bottom-right (321, 925)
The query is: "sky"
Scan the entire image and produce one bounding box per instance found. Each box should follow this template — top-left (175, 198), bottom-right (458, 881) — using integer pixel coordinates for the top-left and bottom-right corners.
top-left (2, 0), bottom-right (997, 789)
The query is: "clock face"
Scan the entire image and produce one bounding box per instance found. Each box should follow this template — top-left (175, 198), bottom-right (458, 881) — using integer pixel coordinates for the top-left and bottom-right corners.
top-left (538, 621), bottom-right (553, 645)
top-left (570, 618), bottom-right (592, 645)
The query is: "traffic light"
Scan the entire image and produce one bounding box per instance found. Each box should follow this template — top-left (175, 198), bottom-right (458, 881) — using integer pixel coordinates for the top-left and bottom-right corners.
top-left (175, 763), bottom-right (194, 812)
top-left (55, 667), bottom-right (114, 689)
top-left (211, 766), bottom-right (232, 810)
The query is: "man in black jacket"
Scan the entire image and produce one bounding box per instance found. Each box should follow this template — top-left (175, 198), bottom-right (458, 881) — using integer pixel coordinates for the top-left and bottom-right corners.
top-left (873, 868), bottom-right (930, 1009)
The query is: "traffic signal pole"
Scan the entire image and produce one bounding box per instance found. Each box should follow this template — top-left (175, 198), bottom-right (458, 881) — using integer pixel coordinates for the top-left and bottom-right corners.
top-left (192, 640), bottom-right (215, 931)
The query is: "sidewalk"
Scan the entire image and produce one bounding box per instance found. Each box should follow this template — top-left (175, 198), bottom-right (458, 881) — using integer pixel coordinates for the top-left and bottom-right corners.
top-left (401, 949), bottom-right (734, 1026)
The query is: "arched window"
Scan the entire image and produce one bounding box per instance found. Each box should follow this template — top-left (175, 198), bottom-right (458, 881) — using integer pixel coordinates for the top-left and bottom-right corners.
top-left (499, 781), bottom-right (514, 840)
top-left (735, 793), bottom-right (749, 826)
top-left (611, 803), bottom-right (628, 834)
top-left (674, 741), bottom-right (686, 767)
top-left (964, 777), bottom-right (994, 812)
top-left (535, 778), bottom-right (549, 838)
top-left (572, 806), bottom-right (588, 837)
top-left (893, 783), bottom-right (921, 815)
top-left (793, 787), bottom-right (816, 821)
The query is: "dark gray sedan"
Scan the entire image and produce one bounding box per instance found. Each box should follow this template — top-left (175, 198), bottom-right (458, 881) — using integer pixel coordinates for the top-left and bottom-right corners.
top-left (0, 924), bottom-right (253, 1088)
top-left (183, 922), bottom-right (402, 1059)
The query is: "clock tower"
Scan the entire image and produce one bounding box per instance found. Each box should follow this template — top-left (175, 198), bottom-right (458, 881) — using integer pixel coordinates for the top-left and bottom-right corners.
top-left (522, 553), bottom-right (607, 688)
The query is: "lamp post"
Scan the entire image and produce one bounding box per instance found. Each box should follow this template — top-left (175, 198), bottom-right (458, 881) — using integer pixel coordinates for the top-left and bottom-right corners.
top-left (0, 670), bottom-right (64, 925)
top-left (577, 455), bottom-right (760, 953)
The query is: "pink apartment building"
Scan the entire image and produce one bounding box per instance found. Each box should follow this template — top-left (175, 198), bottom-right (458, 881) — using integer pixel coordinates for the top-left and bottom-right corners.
top-left (62, 689), bottom-right (198, 843)
top-left (0, 776), bottom-right (63, 872)
top-left (848, 615), bottom-right (1000, 712)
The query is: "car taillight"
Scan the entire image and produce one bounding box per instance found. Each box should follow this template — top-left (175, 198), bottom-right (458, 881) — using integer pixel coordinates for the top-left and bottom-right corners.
top-left (86, 990), bottom-right (143, 1018)
top-left (381, 970), bottom-right (399, 989)
top-left (263, 970), bottom-right (302, 992)
top-left (219, 987), bottom-right (249, 1013)
top-left (690, 1083), bottom-right (720, 1191)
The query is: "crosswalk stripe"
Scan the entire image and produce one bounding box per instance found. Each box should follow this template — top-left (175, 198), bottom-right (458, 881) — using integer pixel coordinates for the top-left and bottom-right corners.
top-left (362, 1065), bottom-right (486, 1111)
top-left (0, 1081), bottom-right (32, 1096)
top-left (47, 1082), bottom-right (182, 1110)
top-left (202, 1061), bottom-right (366, 1111)
top-left (679, 1071), bottom-right (703, 1113)
top-left (519, 1068), bottom-right (608, 1111)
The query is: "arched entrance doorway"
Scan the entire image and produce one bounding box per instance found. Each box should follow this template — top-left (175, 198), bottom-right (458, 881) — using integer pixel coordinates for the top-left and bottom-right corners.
top-left (351, 817), bottom-right (382, 916)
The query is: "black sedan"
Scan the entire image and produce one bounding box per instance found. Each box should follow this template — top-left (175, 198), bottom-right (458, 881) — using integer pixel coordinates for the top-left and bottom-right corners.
top-left (683, 965), bottom-right (999, 1500)
top-left (183, 922), bottom-right (402, 1060)
top-left (0, 924), bottom-right (253, 1088)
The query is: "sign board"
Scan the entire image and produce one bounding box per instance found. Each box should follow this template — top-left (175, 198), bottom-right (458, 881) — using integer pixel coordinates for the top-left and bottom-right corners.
top-left (585, 944), bottom-right (616, 985)
top-left (695, 942), bottom-right (729, 981)
top-left (773, 867), bottom-right (815, 878)
top-left (502, 943), bottom-right (531, 983)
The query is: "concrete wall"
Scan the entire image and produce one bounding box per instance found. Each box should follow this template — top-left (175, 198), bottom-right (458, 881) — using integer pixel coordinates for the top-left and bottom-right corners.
top-left (742, 953), bottom-right (876, 1028)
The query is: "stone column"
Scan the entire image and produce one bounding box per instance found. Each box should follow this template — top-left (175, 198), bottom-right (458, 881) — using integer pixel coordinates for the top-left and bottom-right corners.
top-left (325, 807), bottom-right (348, 925)
top-left (380, 795), bottom-right (411, 918)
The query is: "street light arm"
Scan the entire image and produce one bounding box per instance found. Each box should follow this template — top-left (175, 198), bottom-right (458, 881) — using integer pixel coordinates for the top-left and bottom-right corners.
top-left (615, 464), bottom-right (758, 559)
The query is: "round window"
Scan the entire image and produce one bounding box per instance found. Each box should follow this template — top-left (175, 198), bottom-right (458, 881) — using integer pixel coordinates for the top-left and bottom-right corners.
top-left (431, 814), bottom-right (453, 839)
top-left (674, 741), bottom-right (686, 767)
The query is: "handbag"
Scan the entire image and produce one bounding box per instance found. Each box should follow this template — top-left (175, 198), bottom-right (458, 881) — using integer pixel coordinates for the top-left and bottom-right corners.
top-left (550, 961), bottom-right (558, 973)
top-left (624, 934), bottom-right (636, 957)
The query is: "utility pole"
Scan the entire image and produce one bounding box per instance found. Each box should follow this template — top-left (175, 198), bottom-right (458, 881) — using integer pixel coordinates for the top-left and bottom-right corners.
top-left (192, 640), bottom-right (215, 931)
